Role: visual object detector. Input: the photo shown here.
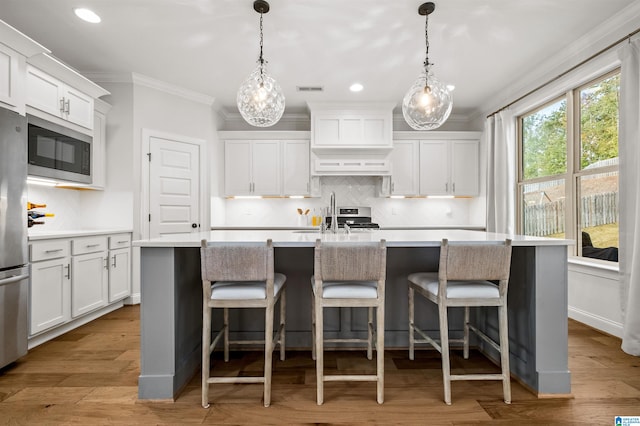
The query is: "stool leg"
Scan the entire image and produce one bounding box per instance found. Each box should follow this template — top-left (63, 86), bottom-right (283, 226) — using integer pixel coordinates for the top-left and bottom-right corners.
top-left (376, 302), bottom-right (385, 404)
top-left (499, 303), bottom-right (511, 404)
top-left (439, 302), bottom-right (452, 405)
top-left (463, 306), bottom-right (470, 360)
top-left (280, 290), bottom-right (286, 361)
top-left (315, 293), bottom-right (324, 405)
top-left (408, 285), bottom-right (415, 361)
top-left (367, 306), bottom-right (373, 360)
top-left (223, 307), bottom-right (229, 362)
top-left (201, 302), bottom-right (211, 409)
top-left (264, 302), bottom-right (274, 407)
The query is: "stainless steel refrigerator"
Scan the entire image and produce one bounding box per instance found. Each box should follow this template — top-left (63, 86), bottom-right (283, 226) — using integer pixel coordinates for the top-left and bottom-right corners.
top-left (0, 107), bottom-right (29, 369)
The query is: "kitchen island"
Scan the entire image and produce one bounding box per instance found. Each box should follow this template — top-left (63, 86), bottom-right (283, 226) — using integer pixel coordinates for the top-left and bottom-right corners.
top-left (134, 229), bottom-right (572, 400)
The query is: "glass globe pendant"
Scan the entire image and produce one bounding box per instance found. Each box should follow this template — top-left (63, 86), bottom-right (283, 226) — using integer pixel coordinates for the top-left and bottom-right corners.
top-left (402, 2), bottom-right (452, 131)
top-left (236, 0), bottom-right (285, 128)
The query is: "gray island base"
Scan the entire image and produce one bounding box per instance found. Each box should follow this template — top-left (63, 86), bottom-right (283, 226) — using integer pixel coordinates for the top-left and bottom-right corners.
top-left (135, 229), bottom-right (572, 400)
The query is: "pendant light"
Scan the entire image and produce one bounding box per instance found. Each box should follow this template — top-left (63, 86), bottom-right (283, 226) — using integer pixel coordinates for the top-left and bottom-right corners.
top-left (402, 2), bottom-right (452, 131)
top-left (237, 0), bottom-right (285, 127)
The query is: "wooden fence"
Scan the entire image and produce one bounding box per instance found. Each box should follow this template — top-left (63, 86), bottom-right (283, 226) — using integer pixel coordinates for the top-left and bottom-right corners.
top-left (524, 191), bottom-right (618, 236)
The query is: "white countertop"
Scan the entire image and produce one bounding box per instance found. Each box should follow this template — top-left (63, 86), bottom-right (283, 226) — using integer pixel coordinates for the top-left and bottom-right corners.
top-left (134, 229), bottom-right (573, 248)
top-left (28, 228), bottom-right (133, 241)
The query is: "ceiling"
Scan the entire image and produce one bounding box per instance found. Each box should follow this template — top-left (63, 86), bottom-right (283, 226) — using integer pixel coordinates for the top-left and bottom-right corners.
top-left (1, 0), bottom-right (638, 120)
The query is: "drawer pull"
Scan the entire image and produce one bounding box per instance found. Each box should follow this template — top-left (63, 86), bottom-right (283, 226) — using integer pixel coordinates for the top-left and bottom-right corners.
top-left (45, 249), bottom-right (63, 253)
top-left (117, 240), bottom-right (129, 244)
top-left (86, 244), bottom-right (100, 248)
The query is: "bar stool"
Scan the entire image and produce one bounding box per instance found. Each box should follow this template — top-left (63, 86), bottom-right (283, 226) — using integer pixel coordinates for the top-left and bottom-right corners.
top-left (311, 239), bottom-right (387, 405)
top-left (408, 238), bottom-right (512, 405)
top-left (200, 239), bottom-right (286, 408)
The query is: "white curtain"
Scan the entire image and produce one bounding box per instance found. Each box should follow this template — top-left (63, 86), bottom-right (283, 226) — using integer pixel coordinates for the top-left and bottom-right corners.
top-left (619, 39), bottom-right (640, 356)
top-left (486, 109), bottom-right (516, 234)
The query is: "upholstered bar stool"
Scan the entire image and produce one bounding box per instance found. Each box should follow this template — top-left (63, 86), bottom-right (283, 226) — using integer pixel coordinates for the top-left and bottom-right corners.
top-left (311, 239), bottom-right (387, 405)
top-left (200, 239), bottom-right (286, 408)
top-left (408, 238), bottom-right (512, 405)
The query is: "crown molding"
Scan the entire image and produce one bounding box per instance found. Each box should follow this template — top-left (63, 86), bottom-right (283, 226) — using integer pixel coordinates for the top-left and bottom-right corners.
top-left (83, 72), bottom-right (216, 106)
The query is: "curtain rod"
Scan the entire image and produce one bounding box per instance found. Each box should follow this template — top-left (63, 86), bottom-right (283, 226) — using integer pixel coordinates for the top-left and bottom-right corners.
top-left (486, 27), bottom-right (640, 119)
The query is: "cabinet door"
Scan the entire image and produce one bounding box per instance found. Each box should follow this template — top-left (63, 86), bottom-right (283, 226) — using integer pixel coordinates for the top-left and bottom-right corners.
top-left (391, 140), bottom-right (419, 195)
top-left (26, 65), bottom-right (64, 118)
top-left (451, 140), bottom-right (479, 196)
top-left (252, 140), bottom-right (280, 195)
top-left (224, 140), bottom-right (252, 195)
top-left (108, 248), bottom-right (131, 302)
top-left (29, 257), bottom-right (71, 335)
top-left (0, 43), bottom-right (22, 111)
top-left (63, 86), bottom-right (93, 129)
top-left (91, 109), bottom-right (106, 189)
top-left (419, 140), bottom-right (450, 195)
top-left (282, 140), bottom-right (309, 195)
top-left (71, 251), bottom-right (108, 317)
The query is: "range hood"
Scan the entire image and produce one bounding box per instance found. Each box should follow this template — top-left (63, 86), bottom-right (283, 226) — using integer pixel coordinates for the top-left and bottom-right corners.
top-left (308, 102), bottom-right (395, 176)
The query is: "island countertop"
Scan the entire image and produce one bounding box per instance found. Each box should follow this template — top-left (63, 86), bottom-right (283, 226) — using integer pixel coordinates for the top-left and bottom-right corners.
top-left (134, 229), bottom-right (572, 248)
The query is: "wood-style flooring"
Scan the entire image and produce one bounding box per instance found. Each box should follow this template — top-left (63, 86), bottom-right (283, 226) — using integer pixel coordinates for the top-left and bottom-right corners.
top-left (1, 305), bottom-right (639, 425)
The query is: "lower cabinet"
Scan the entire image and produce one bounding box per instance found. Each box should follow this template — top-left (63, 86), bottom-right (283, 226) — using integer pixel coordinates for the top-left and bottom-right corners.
top-left (29, 232), bottom-right (132, 341)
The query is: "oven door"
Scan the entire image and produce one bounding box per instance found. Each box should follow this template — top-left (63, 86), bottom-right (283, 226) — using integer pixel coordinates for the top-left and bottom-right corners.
top-left (27, 115), bottom-right (92, 184)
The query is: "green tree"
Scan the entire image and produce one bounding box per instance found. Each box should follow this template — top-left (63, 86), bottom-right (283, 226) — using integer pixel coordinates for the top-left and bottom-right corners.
top-left (580, 74), bottom-right (619, 168)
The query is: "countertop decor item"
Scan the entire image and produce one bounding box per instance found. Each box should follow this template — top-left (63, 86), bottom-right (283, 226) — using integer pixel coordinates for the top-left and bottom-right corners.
top-left (402, 2), bottom-right (453, 131)
top-left (236, 0), bottom-right (285, 128)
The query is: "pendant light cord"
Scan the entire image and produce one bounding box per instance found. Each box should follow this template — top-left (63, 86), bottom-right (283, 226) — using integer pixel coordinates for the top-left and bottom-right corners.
top-left (259, 10), bottom-right (265, 84)
top-left (424, 11), bottom-right (430, 73)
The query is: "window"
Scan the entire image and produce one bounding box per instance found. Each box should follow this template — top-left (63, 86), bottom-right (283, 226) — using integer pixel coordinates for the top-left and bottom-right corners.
top-left (518, 71), bottom-right (620, 262)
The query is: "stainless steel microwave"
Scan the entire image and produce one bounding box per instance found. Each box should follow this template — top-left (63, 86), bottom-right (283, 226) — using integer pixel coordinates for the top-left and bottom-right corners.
top-left (27, 114), bottom-right (92, 184)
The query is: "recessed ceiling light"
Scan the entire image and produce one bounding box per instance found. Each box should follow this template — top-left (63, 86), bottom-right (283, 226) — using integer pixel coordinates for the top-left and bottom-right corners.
top-left (447, 84), bottom-right (456, 91)
top-left (350, 83), bottom-right (364, 92)
top-left (74, 8), bottom-right (101, 23)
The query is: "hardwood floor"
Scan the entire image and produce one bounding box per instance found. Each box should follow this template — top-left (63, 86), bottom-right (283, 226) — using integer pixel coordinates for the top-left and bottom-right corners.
top-left (1, 305), bottom-right (639, 425)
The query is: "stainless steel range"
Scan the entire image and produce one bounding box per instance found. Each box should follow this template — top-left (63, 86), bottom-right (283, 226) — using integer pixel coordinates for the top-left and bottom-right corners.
top-left (324, 206), bottom-right (379, 229)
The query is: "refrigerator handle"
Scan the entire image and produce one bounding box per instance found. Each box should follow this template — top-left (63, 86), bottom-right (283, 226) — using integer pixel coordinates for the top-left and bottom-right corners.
top-left (0, 273), bottom-right (29, 286)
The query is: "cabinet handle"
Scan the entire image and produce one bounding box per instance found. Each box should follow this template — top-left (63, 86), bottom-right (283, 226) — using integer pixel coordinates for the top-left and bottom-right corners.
top-left (307, 182), bottom-right (309, 192)
top-left (117, 240), bottom-right (129, 244)
top-left (452, 182), bottom-right (456, 193)
top-left (445, 182), bottom-right (448, 192)
top-left (64, 99), bottom-right (70, 114)
top-left (104, 258), bottom-right (109, 270)
top-left (65, 263), bottom-right (70, 279)
top-left (111, 255), bottom-right (117, 268)
top-left (391, 182), bottom-right (395, 193)
top-left (86, 244), bottom-right (100, 248)
top-left (45, 248), bottom-right (63, 253)
top-left (59, 97), bottom-right (65, 113)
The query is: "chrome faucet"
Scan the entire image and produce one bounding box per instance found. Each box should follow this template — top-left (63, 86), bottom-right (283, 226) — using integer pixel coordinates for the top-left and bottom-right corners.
top-left (329, 191), bottom-right (338, 234)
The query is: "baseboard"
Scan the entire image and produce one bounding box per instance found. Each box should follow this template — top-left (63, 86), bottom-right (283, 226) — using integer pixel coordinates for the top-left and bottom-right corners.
top-left (568, 306), bottom-right (623, 338)
top-left (124, 292), bottom-right (141, 305)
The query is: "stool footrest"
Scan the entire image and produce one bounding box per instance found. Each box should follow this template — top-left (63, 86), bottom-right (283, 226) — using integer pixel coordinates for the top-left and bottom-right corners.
top-left (324, 374), bottom-right (378, 382)
top-left (450, 373), bottom-right (504, 381)
top-left (207, 376), bottom-right (266, 384)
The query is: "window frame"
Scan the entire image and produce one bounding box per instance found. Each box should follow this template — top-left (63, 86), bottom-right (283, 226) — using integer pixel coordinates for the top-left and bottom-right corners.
top-left (516, 68), bottom-right (620, 261)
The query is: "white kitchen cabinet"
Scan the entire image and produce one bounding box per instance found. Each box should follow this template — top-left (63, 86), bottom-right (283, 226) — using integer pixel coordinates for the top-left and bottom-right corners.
top-left (389, 140), bottom-right (419, 195)
top-left (283, 140), bottom-right (310, 195)
top-left (108, 234), bottom-right (131, 302)
top-left (70, 236), bottom-right (108, 318)
top-left (420, 140), bottom-right (479, 196)
top-left (29, 240), bottom-right (71, 335)
top-left (309, 103), bottom-right (394, 150)
top-left (90, 99), bottom-right (111, 189)
top-left (224, 140), bottom-right (280, 196)
top-left (26, 65), bottom-right (94, 129)
top-left (0, 43), bottom-right (23, 112)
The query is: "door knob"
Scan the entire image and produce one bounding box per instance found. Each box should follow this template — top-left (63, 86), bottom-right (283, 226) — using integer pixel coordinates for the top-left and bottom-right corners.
top-left (191, 223), bottom-right (198, 228)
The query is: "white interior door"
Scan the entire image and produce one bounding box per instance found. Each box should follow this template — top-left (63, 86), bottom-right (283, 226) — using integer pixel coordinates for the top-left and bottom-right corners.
top-left (148, 136), bottom-right (200, 237)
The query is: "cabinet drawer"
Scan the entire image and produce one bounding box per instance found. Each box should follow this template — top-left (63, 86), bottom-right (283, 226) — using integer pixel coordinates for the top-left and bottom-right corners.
top-left (71, 236), bottom-right (108, 255)
top-left (109, 233), bottom-right (131, 250)
top-left (30, 240), bottom-right (70, 262)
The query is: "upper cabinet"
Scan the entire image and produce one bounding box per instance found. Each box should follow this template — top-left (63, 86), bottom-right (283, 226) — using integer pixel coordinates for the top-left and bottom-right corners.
top-left (308, 102), bottom-right (394, 150)
top-left (221, 131), bottom-right (311, 197)
top-left (90, 99), bottom-right (112, 190)
top-left (25, 53), bottom-right (109, 134)
top-left (385, 132), bottom-right (481, 197)
top-left (0, 19), bottom-right (49, 114)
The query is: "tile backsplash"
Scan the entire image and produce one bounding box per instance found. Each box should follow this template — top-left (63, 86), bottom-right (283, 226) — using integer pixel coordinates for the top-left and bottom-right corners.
top-left (220, 176), bottom-right (485, 228)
